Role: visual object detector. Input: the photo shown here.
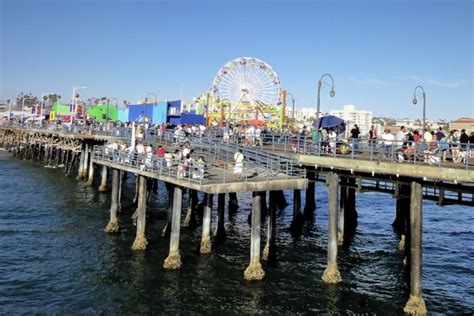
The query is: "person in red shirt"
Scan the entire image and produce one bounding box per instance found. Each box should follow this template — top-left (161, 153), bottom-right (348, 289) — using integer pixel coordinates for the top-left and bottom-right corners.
top-left (156, 145), bottom-right (166, 157)
top-left (156, 145), bottom-right (166, 170)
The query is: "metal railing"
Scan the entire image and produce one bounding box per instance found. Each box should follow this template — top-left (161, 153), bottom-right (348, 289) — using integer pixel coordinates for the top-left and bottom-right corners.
top-left (92, 144), bottom-right (305, 186)
top-left (143, 129), bottom-right (473, 170)
top-left (4, 122), bottom-right (472, 171)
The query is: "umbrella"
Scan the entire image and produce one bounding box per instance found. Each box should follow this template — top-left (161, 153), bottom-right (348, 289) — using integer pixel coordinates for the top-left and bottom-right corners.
top-left (312, 115), bottom-right (346, 135)
top-left (248, 119), bottom-right (266, 127)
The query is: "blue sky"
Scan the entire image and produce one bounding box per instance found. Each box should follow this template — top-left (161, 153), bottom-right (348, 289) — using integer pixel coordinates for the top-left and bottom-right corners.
top-left (1, 0), bottom-right (472, 120)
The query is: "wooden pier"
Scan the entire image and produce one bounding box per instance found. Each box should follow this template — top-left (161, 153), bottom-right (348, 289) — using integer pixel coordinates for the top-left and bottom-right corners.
top-left (2, 125), bottom-right (473, 315)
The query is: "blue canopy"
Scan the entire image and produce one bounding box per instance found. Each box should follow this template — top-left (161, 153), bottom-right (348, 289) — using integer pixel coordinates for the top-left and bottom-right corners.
top-left (313, 115), bottom-right (346, 135)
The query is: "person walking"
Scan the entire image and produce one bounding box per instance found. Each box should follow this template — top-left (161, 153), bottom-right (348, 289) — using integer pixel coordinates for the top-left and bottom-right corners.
top-left (233, 149), bottom-right (244, 179)
top-left (350, 124), bottom-right (360, 155)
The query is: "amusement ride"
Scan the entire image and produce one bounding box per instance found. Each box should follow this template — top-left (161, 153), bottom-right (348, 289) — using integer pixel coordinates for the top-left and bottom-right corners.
top-left (197, 57), bottom-right (285, 127)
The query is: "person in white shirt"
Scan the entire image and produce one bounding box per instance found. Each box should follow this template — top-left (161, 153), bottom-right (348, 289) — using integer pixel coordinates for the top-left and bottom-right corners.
top-left (423, 129), bottom-right (432, 143)
top-left (233, 149), bottom-right (244, 179)
top-left (136, 142), bottom-right (145, 154)
top-left (182, 143), bottom-right (191, 157)
top-left (396, 126), bottom-right (407, 148)
top-left (382, 129), bottom-right (395, 156)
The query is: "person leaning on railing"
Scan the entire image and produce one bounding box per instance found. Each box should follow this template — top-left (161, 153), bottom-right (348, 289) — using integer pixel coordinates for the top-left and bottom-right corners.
top-left (350, 124), bottom-right (360, 155)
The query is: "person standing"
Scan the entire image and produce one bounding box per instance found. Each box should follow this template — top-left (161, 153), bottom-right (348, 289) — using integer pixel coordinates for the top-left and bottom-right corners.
top-left (396, 126), bottom-right (407, 148)
top-left (449, 130), bottom-right (461, 162)
top-left (423, 128), bottom-right (432, 143)
top-left (369, 125), bottom-right (378, 152)
top-left (382, 129), bottom-right (395, 157)
top-left (460, 129), bottom-right (469, 151)
top-left (350, 124), bottom-right (360, 155)
top-left (233, 149), bottom-right (244, 179)
top-left (435, 127), bottom-right (445, 142)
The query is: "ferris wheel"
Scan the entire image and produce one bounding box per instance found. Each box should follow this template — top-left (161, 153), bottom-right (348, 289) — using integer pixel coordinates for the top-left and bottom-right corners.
top-left (211, 57), bottom-right (281, 111)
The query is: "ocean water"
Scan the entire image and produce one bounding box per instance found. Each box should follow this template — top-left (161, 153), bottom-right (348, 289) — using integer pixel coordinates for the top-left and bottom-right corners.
top-left (0, 150), bottom-right (472, 314)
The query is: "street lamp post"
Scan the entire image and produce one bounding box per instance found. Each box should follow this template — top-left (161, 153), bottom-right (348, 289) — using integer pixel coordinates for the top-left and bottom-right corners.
top-left (316, 74), bottom-right (336, 129)
top-left (72, 86), bottom-right (87, 123)
top-left (286, 92), bottom-right (295, 121)
top-left (144, 93), bottom-right (158, 123)
top-left (412, 86), bottom-right (426, 141)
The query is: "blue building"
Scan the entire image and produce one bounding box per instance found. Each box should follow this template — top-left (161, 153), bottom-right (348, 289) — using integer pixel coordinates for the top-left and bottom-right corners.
top-left (117, 108), bottom-right (129, 122)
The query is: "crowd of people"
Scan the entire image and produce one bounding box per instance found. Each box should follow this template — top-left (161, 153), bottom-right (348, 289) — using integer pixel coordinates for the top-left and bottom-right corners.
top-left (348, 124), bottom-right (474, 163)
top-left (5, 116), bottom-right (473, 166)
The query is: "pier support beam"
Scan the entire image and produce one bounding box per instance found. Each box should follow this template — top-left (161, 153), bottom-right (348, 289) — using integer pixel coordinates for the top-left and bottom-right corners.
top-left (131, 176), bottom-right (148, 250)
top-left (304, 171), bottom-right (316, 218)
top-left (275, 190), bottom-right (288, 209)
top-left (132, 175), bottom-right (139, 204)
top-left (337, 179), bottom-right (346, 246)
top-left (244, 191), bottom-right (265, 281)
top-left (86, 151), bottom-right (95, 186)
top-left (228, 192), bottom-right (239, 212)
top-left (345, 177), bottom-right (358, 232)
top-left (394, 183), bottom-right (411, 252)
top-left (214, 193), bottom-right (226, 239)
top-left (322, 172), bottom-right (342, 284)
top-left (105, 169), bottom-right (120, 233)
top-left (164, 186), bottom-right (183, 269)
top-left (404, 181), bottom-right (427, 315)
top-left (200, 193), bottom-right (213, 254)
top-left (82, 143), bottom-right (89, 180)
top-left (98, 165), bottom-right (108, 192)
top-left (337, 177), bottom-right (358, 245)
top-left (162, 183), bottom-right (174, 237)
top-left (76, 149), bottom-right (85, 180)
top-left (184, 189), bottom-right (198, 228)
top-left (117, 171), bottom-right (123, 212)
top-left (263, 191), bottom-right (277, 262)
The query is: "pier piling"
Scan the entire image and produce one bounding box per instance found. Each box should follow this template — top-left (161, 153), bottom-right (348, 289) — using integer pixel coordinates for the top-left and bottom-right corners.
top-left (86, 149), bottom-right (95, 186)
top-left (82, 144), bottom-right (89, 180)
top-left (228, 192), bottom-right (239, 212)
top-left (322, 172), bottom-right (342, 284)
top-left (262, 191), bottom-right (277, 262)
top-left (403, 181), bottom-right (427, 315)
top-left (105, 168), bottom-right (120, 233)
top-left (131, 175), bottom-right (148, 250)
top-left (200, 193), bottom-right (213, 254)
top-left (98, 165), bottom-right (108, 192)
top-left (215, 193), bottom-right (226, 239)
top-left (184, 189), bottom-right (198, 228)
top-left (244, 191), bottom-right (265, 281)
top-left (162, 183), bottom-right (174, 237)
top-left (164, 186), bottom-right (183, 269)
top-left (76, 148), bottom-right (85, 180)
top-left (117, 171), bottom-right (123, 212)
top-left (304, 171), bottom-right (316, 218)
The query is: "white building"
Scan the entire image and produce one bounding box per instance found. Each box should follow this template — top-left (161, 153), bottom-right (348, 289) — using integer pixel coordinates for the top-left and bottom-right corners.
top-left (330, 104), bottom-right (373, 135)
top-left (286, 107), bottom-right (322, 123)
